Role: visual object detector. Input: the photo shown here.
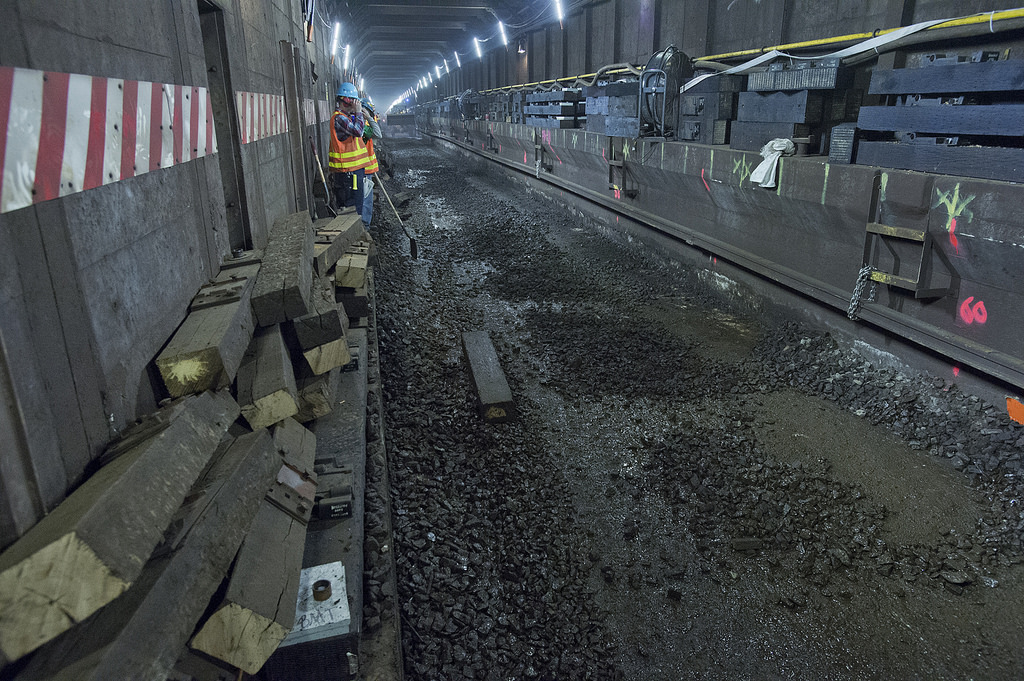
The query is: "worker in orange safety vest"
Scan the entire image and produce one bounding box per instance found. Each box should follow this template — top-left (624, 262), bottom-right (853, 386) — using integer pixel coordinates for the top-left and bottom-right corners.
top-left (328, 82), bottom-right (369, 217)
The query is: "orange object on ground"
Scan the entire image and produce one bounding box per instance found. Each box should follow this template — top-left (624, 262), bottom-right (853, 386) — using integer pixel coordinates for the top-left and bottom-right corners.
top-left (1007, 397), bottom-right (1024, 425)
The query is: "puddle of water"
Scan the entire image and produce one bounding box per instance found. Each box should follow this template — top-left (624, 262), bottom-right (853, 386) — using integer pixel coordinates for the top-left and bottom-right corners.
top-left (417, 195), bottom-right (461, 233)
top-left (642, 297), bottom-right (758, 363)
top-left (403, 168), bottom-right (428, 188)
top-left (750, 390), bottom-right (980, 546)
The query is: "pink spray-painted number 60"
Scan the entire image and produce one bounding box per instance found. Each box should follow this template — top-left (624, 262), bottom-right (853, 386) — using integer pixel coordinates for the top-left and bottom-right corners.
top-left (959, 296), bottom-right (988, 325)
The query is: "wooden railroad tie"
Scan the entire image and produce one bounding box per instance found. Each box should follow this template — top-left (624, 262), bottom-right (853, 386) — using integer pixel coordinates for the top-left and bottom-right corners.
top-left (16, 429), bottom-right (279, 681)
top-left (289, 275), bottom-right (351, 376)
top-left (294, 363), bottom-right (343, 424)
top-left (462, 331), bottom-right (515, 423)
top-left (251, 211), bottom-right (316, 327)
top-left (0, 392), bottom-right (239, 665)
top-left (334, 247), bottom-right (369, 290)
top-left (156, 257), bottom-right (262, 398)
top-left (237, 324), bottom-right (299, 430)
top-left (189, 420), bottom-right (317, 673)
top-left (337, 281), bottom-right (369, 319)
top-left (313, 209), bottom-right (364, 276)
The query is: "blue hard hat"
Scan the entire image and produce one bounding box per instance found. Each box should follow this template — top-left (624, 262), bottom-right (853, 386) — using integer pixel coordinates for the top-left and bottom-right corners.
top-left (337, 82), bottom-right (359, 99)
top-left (361, 95), bottom-right (374, 108)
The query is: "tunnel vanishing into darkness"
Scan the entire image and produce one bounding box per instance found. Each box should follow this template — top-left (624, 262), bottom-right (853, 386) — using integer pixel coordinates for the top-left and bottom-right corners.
top-left (1, 1), bottom-right (1023, 680)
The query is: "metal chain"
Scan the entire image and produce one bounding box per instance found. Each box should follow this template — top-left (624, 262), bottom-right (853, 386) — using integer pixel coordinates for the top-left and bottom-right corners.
top-left (847, 265), bottom-right (877, 320)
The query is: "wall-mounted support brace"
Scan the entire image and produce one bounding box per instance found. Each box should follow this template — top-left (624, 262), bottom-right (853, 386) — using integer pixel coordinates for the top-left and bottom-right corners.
top-left (533, 130), bottom-right (552, 177)
top-left (606, 137), bottom-right (638, 198)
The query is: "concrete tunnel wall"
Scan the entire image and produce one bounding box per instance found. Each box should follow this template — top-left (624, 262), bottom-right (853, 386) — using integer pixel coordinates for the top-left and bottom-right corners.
top-left (0, 0), bottom-right (345, 549)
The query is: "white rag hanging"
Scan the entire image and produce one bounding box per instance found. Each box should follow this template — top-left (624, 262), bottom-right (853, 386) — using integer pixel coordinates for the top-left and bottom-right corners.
top-left (750, 138), bottom-right (796, 189)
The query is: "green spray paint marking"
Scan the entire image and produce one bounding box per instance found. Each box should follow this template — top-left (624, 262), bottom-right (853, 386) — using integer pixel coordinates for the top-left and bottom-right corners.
top-left (709, 150), bottom-right (714, 180)
top-left (776, 157), bottom-right (784, 196)
top-left (933, 183), bottom-right (975, 233)
top-left (732, 156), bottom-right (753, 186)
top-left (820, 163), bottom-right (830, 205)
top-left (879, 172), bottom-right (889, 202)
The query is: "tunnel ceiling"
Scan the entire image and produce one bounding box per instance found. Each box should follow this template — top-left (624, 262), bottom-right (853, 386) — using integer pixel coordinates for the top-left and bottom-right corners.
top-left (333, 0), bottom-right (564, 107)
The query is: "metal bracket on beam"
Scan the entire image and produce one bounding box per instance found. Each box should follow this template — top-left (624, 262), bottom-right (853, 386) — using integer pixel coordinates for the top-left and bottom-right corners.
top-left (532, 132), bottom-right (552, 177)
top-left (606, 137), bottom-right (638, 198)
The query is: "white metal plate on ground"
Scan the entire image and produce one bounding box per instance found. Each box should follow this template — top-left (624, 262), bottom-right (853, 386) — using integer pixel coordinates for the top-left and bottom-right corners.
top-left (279, 561), bottom-right (351, 647)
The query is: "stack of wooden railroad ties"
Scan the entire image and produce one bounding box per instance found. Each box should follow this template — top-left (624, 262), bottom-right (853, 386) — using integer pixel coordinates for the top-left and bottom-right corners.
top-left (524, 89), bottom-right (585, 129)
top-left (585, 81), bottom-right (640, 138)
top-left (666, 51), bottom-right (1021, 186)
top-left (852, 53), bottom-right (1024, 181)
top-left (0, 207), bottom-right (378, 681)
top-left (677, 74), bottom-right (743, 146)
top-left (729, 58), bottom-right (853, 153)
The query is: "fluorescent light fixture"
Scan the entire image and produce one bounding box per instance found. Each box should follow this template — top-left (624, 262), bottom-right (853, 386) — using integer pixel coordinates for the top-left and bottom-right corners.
top-left (474, 37), bottom-right (482, 59)
top-left (555, 0), bottom-right (563, 22)
top-left (444, 58), bottom-right (449, 74)
top-left (359, 76), bottom-right (364, 91)
top-left (435, 65), bottom-right (441, 79)
top-left (428, 70), bottom-right (432, 83)
top-left (498, 21), bottom-right (507, 46)
top-left (343, 44), bottom-right (350, 70)
top-left (455, 51), bottom-right (461, 68)
top-left (331, 22), bottom-right (340, 54)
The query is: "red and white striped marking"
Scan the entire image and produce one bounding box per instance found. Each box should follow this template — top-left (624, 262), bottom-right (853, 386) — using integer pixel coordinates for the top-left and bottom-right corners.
top-left (1, 65), bottom-right (333, 215)
top-left (235, 91), bottom-right (288, 144)
top-left (0, 66), bottom-right (217, 214)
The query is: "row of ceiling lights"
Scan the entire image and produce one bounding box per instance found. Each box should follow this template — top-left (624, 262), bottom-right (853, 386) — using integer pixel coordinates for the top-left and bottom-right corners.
top-left (390, 0), bottom-right (564, 111)
top-left (330, 23), bottom-right (366, 92)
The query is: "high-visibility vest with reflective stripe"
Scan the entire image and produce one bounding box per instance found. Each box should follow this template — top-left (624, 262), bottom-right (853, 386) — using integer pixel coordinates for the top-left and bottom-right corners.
top-left (328, 112), bottom-right (370, 172)
top-left (364, 137), bottom-right (379, 175)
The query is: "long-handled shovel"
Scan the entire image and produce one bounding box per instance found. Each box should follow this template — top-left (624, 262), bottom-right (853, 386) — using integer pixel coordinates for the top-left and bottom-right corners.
top-left (377, 179), bottom-right (418, 260)
top-left (309, 136), bottom-right (336, 217)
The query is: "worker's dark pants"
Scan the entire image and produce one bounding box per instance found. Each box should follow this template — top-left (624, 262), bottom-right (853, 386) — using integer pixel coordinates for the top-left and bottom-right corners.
top-left (331, 168), bottom-right (365, 216)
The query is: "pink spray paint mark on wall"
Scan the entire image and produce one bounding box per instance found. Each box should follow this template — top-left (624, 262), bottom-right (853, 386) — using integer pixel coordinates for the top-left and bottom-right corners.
top-left (958, 296), bottom-right (988, 325)
top-left (949, 217), bottom-right (959, 253)
top-left (701, 168), bottom-right (710, 192)
top-left (953, 366), bottom-right (960, 377)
